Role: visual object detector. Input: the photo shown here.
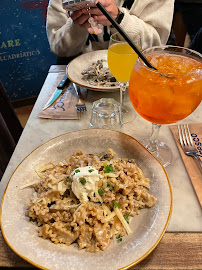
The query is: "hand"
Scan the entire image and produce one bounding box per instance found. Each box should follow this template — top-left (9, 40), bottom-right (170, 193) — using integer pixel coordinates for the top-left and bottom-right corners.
top-left (70, 9), bottom-right (91, 28)
top-left (82, 0), bottom-right (119, 26)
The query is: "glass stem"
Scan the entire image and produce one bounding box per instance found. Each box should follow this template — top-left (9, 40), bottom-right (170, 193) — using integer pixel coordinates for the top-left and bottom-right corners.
top-left (119, 82), bottom-right (127, 108)
top-left (146, 123), bottom-right (162, 153)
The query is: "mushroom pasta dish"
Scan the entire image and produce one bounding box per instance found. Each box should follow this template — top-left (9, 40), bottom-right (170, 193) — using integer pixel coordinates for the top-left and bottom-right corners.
top-left (81, 59), bottom-right (119, 87)
top-left (24, 149), bottom-right (157, 252)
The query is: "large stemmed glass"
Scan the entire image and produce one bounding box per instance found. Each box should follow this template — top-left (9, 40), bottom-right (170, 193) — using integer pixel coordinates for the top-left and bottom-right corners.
top-left (108, 32), bottom-right (141, 123)
top-left (129, 45), bottom-right (202, 167)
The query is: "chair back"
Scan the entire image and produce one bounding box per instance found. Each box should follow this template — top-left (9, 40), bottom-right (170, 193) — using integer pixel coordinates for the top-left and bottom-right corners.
top-left (0, 81), bottom-right (23, 179)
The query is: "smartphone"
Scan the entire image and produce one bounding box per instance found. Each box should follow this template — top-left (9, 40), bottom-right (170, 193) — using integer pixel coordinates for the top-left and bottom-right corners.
top-left (62, 0), bottom-right (95, 12)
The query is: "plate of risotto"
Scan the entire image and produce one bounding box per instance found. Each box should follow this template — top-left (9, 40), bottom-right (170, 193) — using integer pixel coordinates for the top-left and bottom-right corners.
top-left (0, 129), bottom-right (172, 270)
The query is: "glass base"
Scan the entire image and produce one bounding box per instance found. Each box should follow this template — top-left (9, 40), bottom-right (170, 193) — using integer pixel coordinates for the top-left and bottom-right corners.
top-left (121, 105), bottom-right (136, 124)
top-left (141, 139), bottom-right (173, 167)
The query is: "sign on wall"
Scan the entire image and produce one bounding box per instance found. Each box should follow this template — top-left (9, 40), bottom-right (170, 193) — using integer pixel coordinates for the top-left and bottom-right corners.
top-left (0, 0), bottom-right (57, 100)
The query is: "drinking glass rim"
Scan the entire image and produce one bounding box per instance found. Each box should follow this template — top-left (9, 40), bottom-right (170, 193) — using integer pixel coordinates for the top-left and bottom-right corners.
top-left (110, 32), bottom-right (140, 51)
top-left (137, 45), bottom-right (202, 77)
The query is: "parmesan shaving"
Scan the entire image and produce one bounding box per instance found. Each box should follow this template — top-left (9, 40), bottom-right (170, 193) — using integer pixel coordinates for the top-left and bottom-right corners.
top-left (50, 204), bottom-right (80, 210)
top-left (102, 179), bottom-right (107, 189)
top-left (67, 204), bottom-right (80, 209)
top-left (36, 163), bottom-right (54, 173)
top-left (35, 198), bottom-right (44, 204)
top-left (73, 204), bottom-right (83, 221)
top-left (114, 207), bottom-right (132, 234)
top-left (20, 180), bottom-right (40, 189)
top-left (48, 174), bottom-right (66, 184)
top-left (59, 162), bottom-right (65, 166)
top-left (104, 172), bottom-right (119, 178)
top-left (35, 172), bottom-right (44, 178)
top-left (58, 181), bottom-right (66, 192)
top-left (49, 174), bottom-right (57, 182)
top-left (102, 204), bottom-right (111, 215)
top-left (105, 211), bottom-right (116, 222)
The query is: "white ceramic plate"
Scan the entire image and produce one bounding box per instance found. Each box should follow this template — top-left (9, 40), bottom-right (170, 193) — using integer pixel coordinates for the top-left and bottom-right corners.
top-left (66, 50), bottom-right (120, 92)
top-left (0, 129), bottom-right (172, 270)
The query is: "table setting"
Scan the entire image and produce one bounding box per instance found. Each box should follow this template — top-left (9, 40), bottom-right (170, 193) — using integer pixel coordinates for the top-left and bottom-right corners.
top-left (0, 4), bottom-right (202, 269)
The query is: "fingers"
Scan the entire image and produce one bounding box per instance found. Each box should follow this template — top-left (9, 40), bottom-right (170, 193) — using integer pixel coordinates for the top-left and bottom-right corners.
top-left (82, 7), bottom-right (102, 16)
top-left (93, 15), bottom-right (112, 26)
top-left (70, 10), bottom-right (83, 20)
top-left (81, 21), bottom-right (91, 28)
top-left (75, 14), bottom-right (90, 26)
top-left (95, 0), bottom-right (111, 8)
top-left (82, 0), bottom-right (118, 25)
top-left (70, 0), bottom-right (118, 28)
top-left (71, 11), bottom-right (90, 27)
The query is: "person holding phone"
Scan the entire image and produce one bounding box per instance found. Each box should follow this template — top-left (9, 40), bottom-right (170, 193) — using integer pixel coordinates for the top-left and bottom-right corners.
top-left (46, 0), bottom-right (174, 64)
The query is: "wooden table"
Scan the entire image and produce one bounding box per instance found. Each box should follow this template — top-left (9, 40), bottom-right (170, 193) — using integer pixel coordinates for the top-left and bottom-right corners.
top-left (0, 65), bottom-right (201, 270)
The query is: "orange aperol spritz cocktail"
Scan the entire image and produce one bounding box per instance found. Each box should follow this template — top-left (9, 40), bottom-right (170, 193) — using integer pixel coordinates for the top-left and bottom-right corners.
top-left (129, 45), bottom-right (202, 167)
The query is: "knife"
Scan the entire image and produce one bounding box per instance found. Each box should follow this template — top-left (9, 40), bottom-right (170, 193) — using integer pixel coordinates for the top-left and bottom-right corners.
top-left (42, 74), bottom-right (70, 110)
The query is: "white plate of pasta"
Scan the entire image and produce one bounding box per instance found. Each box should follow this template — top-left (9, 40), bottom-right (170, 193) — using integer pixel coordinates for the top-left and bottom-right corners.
top-left (66, 50), bottom-right (120, 92)
top-left (0, 129), bottom-right (172, 270)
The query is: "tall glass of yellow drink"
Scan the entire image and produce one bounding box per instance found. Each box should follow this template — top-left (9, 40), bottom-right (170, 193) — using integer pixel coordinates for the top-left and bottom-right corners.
top-left (108, 32), bottom-right (140, 122)
top-left (129, 45), bottom-right (202, 167)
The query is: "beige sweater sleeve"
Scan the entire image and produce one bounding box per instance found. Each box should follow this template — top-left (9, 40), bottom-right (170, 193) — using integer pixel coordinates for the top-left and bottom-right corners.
top-left (46, 0), bottom-right (90, 57)
top-left (117, 0), bottom-right (175, 50)
top-left (46, 0), bottom-right (174, 57)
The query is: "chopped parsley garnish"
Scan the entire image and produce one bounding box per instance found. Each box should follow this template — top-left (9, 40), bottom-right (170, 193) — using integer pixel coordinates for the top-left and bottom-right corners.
top-left (75, 169), bottom-right (80, 173)
top-left (107, 183), bottom-right (110, 187)
top-left (47, 187), bottom-right (52, 190)
top-left (80, 178), bottom-right (86, 185)
top-left (38, 200), bottom-right (43, 204)
top-left (116, 234), bottom-right (122, 242)
top-left (66, 176), bottom-right (70, 182)
top-left (114, 201), bottom-right (120, 209)
top-left (121, 159), bottom-right (123, 162)
top-left (88, 169), bottom-right (94, 173)
top-left (98, 188), bottom-right (104, 195)
top-left (124, 213), bottom-right (130, 224)
top-left (104, 164), bottom-right (114, 173)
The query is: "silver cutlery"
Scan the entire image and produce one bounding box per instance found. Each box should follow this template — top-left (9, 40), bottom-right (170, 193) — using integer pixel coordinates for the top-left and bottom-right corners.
top-left (178, 124), bottom-right (202, 173)
top-left (73, 83), bottom-right (87, 112)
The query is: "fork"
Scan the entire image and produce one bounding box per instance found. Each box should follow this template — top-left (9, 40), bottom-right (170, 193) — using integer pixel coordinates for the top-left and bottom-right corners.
top-left (178, 124), bottom-right (202, 173)
top-left (73, 83), bottom-right (87, 112)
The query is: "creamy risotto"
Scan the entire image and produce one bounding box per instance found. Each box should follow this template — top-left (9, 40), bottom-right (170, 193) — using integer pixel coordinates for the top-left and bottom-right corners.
top-left (24, 149), bottom-right (157, 252)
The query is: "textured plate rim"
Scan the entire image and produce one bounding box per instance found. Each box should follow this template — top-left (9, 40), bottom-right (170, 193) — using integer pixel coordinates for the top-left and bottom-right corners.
top-left (66, 50), bottom-right (120, 92)
top-left (0, 129), bottom-right (172, 270)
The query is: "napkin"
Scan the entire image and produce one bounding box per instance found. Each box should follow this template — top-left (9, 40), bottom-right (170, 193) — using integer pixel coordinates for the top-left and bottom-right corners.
top-left (38, 73), bottom-right (87, 120)
top-left (169, 123), bottom-right (202, 207)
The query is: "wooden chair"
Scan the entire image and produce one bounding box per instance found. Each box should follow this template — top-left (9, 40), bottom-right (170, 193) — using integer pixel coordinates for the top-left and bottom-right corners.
top-left (0, 81), bottom-right (23, 180)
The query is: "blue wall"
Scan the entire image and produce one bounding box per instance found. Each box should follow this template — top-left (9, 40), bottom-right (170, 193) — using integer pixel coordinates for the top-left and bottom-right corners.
top-left (0, 0), bottom-right (57, 101)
